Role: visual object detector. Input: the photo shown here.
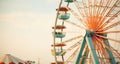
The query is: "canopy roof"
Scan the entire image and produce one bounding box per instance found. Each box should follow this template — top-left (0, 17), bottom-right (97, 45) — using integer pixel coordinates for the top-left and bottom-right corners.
top-left (0, 54), bottom-right (25, 64)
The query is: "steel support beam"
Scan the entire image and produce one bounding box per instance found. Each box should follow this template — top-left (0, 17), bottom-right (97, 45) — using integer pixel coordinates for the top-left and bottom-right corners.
top-left (75, 36), bottom-right (86, 64)
top-left (103, 34), bottom-right (116, 64)
top-left (81, 50), bottom-right (89, 64)
top-left (86, 30), bottom-right (100, 64)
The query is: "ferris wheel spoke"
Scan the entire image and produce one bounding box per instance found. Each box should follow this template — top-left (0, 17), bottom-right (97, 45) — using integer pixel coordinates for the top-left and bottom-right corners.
top-left (82, 0), bottom-right (92, 17)
top-left (95, 36), bottom-right (119, 63)
top-left (93, 0), bottom-right (100, 15)
top-left (105, 9), bottom-right (120, 25)
top-left (96, 0), bottom-right (120, 31)
top-left (103, 20), bottom-right (120, 31)
top-left (69, 9), bottom-right (87, 27)
top-left (69, 8), bottom-right (81, 19)
top-left (110, 46), bottom-right (120, 60)
top-left (74, 1), bottom-right (86, 17)
top-left (66, 40), bottom-right (81, 51)
top-left (105, 0), bottom-right (120, 17)
top-left (103, 42), bottom-right (120, 60)
top-left (82, 0), bottom-right (89, 16)
top-left (78, 45), bottom-right (88, 64)
top-left (94, 0), bottom-right (105, 31)
top-left (58, 35), bottom-right (83, 44)
top-left (65, 47), bottom-right (79, 64)
top-left (64, 20), bottom-right (86, 29)
top-left (74, 1), bottom-right (89, 27)
top-left (96, 0), bottom-right (112, 28)
top-left (87, 0), bottom-right (92, 16)
top-left (88, 0), bottom-right (97, 16)
top-left (96, 0), bottom-right (104, 16)
top-left (96, 34), bottom-right (120, 43)
top-left (102, 42), bottom-right (116, 57)
top-left (95, 30), bottom-right (120, 34)
top-left (86, 0), bottom-right (103, 31)
top-left (94, 36), bottom-right (110, 59)
top-left (110, 46), bottom-right (120, 56)
top-left (64, 30), bottom-right (81, 33)
top-left (97, 50), bottom-right (106, 64)
top-left (99, 0), bottom-right (112, 17)
top-left (99, 10), bottom-right (120, 30)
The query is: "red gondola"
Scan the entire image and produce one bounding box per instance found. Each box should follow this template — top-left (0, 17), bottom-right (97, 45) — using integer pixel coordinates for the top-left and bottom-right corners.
top-left (51, 61), bottom-right (64, 64)
top-left (18, 62), bottom-right (23, 64)
top-left (51, 43), bottom-right (66, 47)
top-left (56, 7), bottom-right (69, 12)
top-left (9, 62), bottom-right (15, 64)
top-left (0, 62), bottom-right (5, 64)
top-left (52, 25), bottom-right (66, 29)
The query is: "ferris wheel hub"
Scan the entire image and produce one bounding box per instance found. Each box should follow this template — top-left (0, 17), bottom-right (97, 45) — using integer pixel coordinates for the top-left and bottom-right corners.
top-left (86, 30), bottom-right (96, 37)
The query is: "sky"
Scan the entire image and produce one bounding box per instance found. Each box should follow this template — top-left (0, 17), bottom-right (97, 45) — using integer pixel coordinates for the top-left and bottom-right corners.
top-left (0, 0), bottom-right (59, 64)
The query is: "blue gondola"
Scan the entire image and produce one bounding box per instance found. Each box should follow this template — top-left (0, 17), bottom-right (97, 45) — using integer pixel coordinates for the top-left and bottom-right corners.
top-left (52, 32), bottom-right (66, 38)
top-left (58, 13), bottom-right (70, 20)
top-left (64, 0), bottom-right (74, 2)
top-left (51, 49), bottom-right (66, 56)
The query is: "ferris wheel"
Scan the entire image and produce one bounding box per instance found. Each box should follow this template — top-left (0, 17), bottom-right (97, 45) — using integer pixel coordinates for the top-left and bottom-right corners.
top-left (51, 0), bottom-right (120, 64)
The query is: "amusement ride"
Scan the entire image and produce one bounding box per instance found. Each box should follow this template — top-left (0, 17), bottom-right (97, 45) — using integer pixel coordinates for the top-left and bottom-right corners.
top-left (51, 0), bottom-right (120, 64)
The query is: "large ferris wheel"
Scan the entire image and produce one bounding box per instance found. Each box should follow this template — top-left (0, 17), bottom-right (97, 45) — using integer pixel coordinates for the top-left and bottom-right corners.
top-left (51, 0), bottom-right (120, 64)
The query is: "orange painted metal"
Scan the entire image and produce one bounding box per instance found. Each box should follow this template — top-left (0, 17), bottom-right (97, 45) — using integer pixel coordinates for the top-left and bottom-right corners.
top-left (86, 15), bottom-right (104, 32)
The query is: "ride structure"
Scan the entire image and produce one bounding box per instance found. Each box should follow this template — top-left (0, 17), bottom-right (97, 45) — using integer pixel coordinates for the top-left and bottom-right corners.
top-left (51, 0), bottom-right (120, 64)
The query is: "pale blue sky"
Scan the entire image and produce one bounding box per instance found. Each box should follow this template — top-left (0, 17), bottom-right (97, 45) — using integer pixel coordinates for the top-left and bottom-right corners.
top-left (0, 0), bottom-right (58, 13)
top-left (0, 0), bottom-right (58, 64)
